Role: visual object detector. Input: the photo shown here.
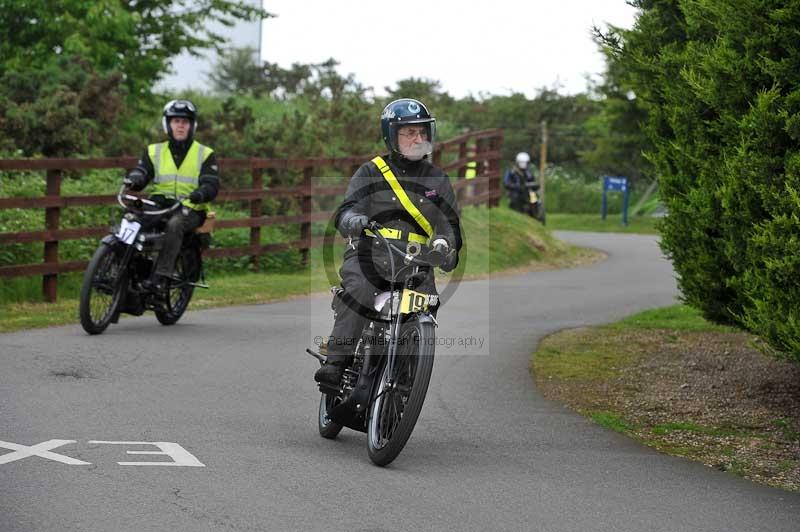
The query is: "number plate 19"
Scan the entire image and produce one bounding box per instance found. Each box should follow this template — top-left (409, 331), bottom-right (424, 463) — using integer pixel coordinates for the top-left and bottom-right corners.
top-left (400, 289), bottom-right (437, 314)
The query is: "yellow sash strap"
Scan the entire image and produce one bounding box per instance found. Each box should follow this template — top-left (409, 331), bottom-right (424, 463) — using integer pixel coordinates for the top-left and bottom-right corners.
top-left (371, 156), bottom-right (434, 240)
top-left (364, 227), bottom-right (428, 244)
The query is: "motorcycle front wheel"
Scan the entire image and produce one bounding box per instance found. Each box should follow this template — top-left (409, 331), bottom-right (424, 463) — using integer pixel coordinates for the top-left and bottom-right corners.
top-left (155, 251), bottom-right (195, 325)
top-left (367, 319), bottom-right (435, 467)
top-left (79, 243), bottom-right (126, 335)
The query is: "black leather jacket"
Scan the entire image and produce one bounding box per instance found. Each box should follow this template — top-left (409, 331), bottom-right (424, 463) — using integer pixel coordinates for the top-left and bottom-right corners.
top-left (335, 153), bottom-right (462, 266)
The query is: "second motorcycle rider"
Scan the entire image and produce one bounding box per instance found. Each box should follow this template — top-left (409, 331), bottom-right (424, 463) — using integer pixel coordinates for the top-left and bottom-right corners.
top-left (315, 98), bottom-right (463, 385)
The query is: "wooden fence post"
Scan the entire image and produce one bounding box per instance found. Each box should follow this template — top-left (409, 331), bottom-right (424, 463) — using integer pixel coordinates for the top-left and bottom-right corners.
top-left (250, 164), bottom-right (263, 271)
top-left (43, 169), bottom-right (61, 302)
top-left (457, 141), bottom-right (467, 203)
top-left (488, 134), bottom-right (501, 207)
top-left (301, 166), bottom-right (313, 268)
top-left (475, 138), bottom-right (486, 203)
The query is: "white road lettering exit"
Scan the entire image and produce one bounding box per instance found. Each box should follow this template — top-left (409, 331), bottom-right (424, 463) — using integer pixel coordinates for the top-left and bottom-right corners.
top-left (0, 439), bottom-right (90, 466)
top-left (88, 441), bottom-right (205, 467)
top-left (0, 439), bottom-right (204, 467)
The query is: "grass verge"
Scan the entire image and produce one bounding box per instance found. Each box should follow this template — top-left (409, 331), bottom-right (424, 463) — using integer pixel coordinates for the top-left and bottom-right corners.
top-left (0, 204), bottom-right (604, 333)
top-left (531, 304), bottom-right (800, 492)
top-left (546, 213), bottom-right (660, 234)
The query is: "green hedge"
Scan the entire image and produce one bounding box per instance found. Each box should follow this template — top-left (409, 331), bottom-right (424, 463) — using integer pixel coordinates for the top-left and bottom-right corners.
top-left (604, 1), bottom-right (800, 361)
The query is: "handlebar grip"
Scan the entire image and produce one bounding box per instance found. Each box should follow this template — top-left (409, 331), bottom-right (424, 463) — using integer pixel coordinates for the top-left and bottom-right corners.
top-left (431, 238), bottom-right (450, 253)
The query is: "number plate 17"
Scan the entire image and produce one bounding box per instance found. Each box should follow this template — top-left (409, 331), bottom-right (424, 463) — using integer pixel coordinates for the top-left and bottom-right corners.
top-left (116, 219), bottom-right (141, 245)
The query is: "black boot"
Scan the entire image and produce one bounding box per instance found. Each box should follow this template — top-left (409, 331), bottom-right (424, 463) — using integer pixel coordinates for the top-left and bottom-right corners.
top-left (314, 349), bottom-right (352, 385)
top-left (314, 362), bottom-right (345, 385)
top-left (141, 273), bottom-right (169, 293)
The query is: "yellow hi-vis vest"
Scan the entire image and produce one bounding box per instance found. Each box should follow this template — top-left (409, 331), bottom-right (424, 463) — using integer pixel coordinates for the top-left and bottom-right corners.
top-left (365, 155), bottom-right (434, 244)
top-left (465, 161), bottom-right (477, 179)
top-left (148, 140), bottom-right (213, 211)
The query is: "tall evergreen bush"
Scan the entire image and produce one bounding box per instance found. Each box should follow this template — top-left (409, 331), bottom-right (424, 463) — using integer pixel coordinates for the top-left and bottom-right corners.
top-left (599, 0), bottom-right (800, 360)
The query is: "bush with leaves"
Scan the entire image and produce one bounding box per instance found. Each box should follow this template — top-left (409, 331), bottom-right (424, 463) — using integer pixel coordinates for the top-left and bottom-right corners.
top-left (0, 0), bottom-right (267, 99)
top-left (0, 55), bottom-right (130, 157)
top-left (597, 0), bottom-right (800, 361)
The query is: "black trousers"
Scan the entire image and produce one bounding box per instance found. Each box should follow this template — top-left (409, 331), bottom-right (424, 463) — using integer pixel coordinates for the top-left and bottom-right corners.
top-left (326, 252), bottom-right (437, 364)
top-left (153, 208), bottom-right (205, 277)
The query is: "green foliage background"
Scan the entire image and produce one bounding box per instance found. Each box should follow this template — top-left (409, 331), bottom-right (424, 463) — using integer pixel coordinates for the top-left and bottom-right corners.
top-left (597, 0), bottom-right (800, 360)
top-left (0, 1), bottom-right (658, 306)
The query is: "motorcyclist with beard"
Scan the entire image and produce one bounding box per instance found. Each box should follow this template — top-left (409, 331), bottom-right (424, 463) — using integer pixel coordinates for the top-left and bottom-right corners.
top-left (123, 99), bottom-right (220, 292)
top-left (315, 98), bottom-right (463, 385)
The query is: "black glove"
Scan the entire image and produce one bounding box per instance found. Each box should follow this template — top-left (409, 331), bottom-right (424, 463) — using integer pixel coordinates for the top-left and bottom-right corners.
top-left (344, 214), bottom-right (369, 237)
top-left (441, 249), bottom-right (459, 272)
top-left (124, 169), bottom-right (147, 191)
top-left (430, 235), bottom-right (451, 253)
top-left (188, 190), bottom-right (204, 204)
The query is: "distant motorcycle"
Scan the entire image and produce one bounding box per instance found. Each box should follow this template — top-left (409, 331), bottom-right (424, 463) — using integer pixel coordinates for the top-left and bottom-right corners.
top-left (79, 185), bottom-right (210, 335)
top-left (306, 221), bottom-right (446, 466)
top-left (525, 181), bottom-right (545, 223)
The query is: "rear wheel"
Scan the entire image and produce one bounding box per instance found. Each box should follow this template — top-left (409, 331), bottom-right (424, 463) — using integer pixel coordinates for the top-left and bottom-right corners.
top-left (155, 251), bottom-right (195, 325)
top-left (79, 244), bottom-right (126, 335)
top-left (367, 319), bottom-right (435, 466)
top-left (318, 393), bottom-right (344, 439)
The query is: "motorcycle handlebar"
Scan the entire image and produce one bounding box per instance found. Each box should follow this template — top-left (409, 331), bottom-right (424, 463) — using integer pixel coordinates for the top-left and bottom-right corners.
top-left (117, 185), bottom-right (185, 216)
top-left (368, 221), bottom-right (449, 267)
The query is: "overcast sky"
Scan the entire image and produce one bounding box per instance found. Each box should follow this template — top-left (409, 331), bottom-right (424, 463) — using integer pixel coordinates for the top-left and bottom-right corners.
top-left (261, 0), bottom-right (638, 98)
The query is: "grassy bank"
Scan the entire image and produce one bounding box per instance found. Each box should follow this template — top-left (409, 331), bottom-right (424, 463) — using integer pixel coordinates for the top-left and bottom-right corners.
top-left (545, 213), bottom-right (661, 234)
top-left (531, 304), bottom-right (800, 492)
top-left (0, 204), bottom-right (602, 333)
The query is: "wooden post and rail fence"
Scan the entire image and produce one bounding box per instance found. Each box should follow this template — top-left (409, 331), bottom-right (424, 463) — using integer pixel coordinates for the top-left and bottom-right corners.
top-left (0, 129), bottom-right (504, 302)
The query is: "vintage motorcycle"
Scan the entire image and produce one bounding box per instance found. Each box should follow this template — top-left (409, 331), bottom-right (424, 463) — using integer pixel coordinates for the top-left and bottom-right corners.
top-left (306, 222), bottom-right (447, 466)
top-left (525, 181), bottom-right (545, 223)
top-left (78, 185), bottom-right (210, 335)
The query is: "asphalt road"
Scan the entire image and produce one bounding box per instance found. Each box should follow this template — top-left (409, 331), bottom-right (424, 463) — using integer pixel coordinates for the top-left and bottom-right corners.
top-left (1, 232), bottom-right (798, 531)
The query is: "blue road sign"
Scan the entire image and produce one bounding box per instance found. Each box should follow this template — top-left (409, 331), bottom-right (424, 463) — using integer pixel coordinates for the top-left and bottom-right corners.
top-left (601, 176), bottom-right (630, 226)
top-left (604, 176), bottom-right (628, 192)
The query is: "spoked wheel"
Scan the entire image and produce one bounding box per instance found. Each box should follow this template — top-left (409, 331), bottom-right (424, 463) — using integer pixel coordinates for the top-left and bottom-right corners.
top-left (318, 392), bottom-right (344, 439)
top-left (79, 244), bottom-right (126, 335)
top-left (367, 319), bottom-right (435, 466)
top-left (155, 252), bottom-right (195, 325)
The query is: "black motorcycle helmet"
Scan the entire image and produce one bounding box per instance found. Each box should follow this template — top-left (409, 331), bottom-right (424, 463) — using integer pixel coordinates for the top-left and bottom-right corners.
top-left (380, 98), bottom-right (436, 160)
top-left (162, 99), bottom-right (198, 141)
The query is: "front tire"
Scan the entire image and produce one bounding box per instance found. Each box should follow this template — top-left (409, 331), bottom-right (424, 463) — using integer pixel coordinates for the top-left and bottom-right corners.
top-left (367, 319), bottom-right (435, 466)
top-left (79, 243), bottom-right (126, 335)
top-left (155, 251), bottom-right (195, 325)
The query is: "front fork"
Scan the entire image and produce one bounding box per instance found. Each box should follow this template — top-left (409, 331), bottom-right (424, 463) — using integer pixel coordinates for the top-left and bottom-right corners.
top-left (107, 237), bottom-right (137, 322)
top-left (385, 266), bottom-right (429, 385)
top-left (385, 312), bottom-right (404, 386)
